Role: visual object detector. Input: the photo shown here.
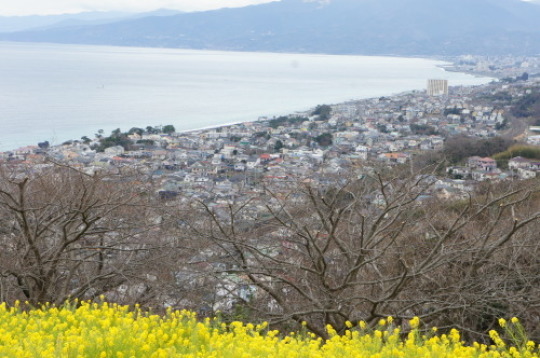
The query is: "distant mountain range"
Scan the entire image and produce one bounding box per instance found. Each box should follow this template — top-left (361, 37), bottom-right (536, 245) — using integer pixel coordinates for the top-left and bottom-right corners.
top-left (0, 9), bottom-right (182, 33)
top-left (1, 0), bottom-right (540, 56)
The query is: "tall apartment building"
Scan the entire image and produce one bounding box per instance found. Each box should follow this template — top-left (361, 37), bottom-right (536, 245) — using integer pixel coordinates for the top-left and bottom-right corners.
top-left (427, 79), bottom-right (448, 96)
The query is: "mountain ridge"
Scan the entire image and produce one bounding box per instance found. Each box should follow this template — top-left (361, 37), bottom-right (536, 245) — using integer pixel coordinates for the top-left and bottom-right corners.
top-left (0, 9), bottom-right (183, 33)
top-left (1, 0), bottom-right (540, 56)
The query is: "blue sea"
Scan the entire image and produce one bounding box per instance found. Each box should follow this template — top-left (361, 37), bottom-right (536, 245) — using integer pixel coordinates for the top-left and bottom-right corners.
top-left (0, 42), bottom-right (490, 151)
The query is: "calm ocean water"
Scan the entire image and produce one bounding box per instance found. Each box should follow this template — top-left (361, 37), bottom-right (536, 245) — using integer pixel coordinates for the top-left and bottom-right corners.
top-left (0, 42), bottom-right (490, 151)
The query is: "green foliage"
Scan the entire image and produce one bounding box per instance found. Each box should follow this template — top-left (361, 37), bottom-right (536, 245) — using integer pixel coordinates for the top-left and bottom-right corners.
top-left (502, 72), bottom-right (529, 83)
top-left (511, 91), bottom-right (540, 118)
top-left (128, 127), bottom-right (144, 136)
top-left (268, 116), bottom-right (308, 129)
top-left (312, 104), bottom-right (332, 121)
top-left (479, 91), bottom-right (513, 104)
top-left (97, 137), bottom-right (131, 152)
top-left (410, 124), bottom-right (439, 135)
top-left (444, 107), bottom-right (462, 116)
top-left (495, 119), bottom-right (508, 130)
top-left (163, 124), bottom-right (176, 134)
top-left (377, 124), bottom-right (389, 133)
top-left (274, 140), bottom-right (284, 152)
top-left (493, 145), bottom-right (540, 161)
top-left (443, 136), bottom-right (512, 164)
top-left (136, 139), bottom-right (155, 147)
top-left (96, 128), bottom-right (132, 152)
top-left (253, 131), bottom-right (270, 139)
top-left (314, 132), bottom-right (333, 147)
top-left (110, 128), bottom-right (123, 139)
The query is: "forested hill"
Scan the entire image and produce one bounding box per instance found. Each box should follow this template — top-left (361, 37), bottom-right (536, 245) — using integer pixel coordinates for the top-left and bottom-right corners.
top-left (2, 0), bottom-right (540, 55)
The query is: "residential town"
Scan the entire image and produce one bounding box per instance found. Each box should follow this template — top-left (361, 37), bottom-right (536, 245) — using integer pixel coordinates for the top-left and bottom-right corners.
top-left (443, 55), bottom-right (540, 80)
top-left (2, 70), bottom-right (539, 206)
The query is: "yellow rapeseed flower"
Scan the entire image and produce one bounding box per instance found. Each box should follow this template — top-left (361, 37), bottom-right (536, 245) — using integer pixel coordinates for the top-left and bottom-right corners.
top-left (0, 303), bottom-right (537, 358)
top-left (409, 316), bottom-right (420, 329)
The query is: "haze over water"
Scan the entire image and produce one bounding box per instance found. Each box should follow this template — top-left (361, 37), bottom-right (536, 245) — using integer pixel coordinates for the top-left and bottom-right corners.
top-left (0, 42), bottom-right (490, 151)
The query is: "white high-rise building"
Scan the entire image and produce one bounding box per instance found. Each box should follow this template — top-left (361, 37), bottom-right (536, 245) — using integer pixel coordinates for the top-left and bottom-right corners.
top-left (427, 79), bottom-right (448, 96)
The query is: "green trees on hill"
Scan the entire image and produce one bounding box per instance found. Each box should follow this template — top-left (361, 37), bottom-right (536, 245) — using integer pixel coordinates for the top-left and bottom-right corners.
top-left (128, 127), bottom-right (144, 136)
top-left (312, 104), bottom-right (332, 121)
top-left (410, 123), bottom-right (439, 135)
top-left (95, 125), bottom-right (175, 151)
top-left (163, 125), bottom-right (175, 134)
top-left (96, 128), bottom-right (131, 152)
top-left (511, 91), bottom-right (540, 118)
top-left (314, 132), bottom-right (333, 147)
top-left (268, 116), bottom-right (308, 129)
top-left (443, 135), bottom-right (512, 164)
top-left (493, 145), bottom-right (540, 166)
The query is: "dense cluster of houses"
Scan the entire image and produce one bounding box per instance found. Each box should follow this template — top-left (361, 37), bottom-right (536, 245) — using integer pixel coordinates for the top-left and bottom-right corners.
top-left (448, 55), bottom-right (540, 79)
top-left (2, 78), bottom-right (540, 205)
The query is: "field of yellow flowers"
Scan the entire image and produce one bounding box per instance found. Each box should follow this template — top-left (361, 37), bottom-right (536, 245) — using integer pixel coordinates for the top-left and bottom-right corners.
top-left (0, 301), bottom-right (538, 358)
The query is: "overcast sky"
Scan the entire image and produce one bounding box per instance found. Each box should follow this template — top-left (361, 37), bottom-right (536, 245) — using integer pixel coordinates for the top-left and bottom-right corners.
top-left (2, 0), bottom-right (539, 16)
top-left (0, 0), bottom-right (280, 16)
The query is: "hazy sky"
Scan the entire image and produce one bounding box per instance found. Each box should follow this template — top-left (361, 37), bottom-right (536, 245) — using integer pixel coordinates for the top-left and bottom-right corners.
top-left (2, 0), bottom-right (539, 16)
top-left (0, 0), bottom-right (280, 16)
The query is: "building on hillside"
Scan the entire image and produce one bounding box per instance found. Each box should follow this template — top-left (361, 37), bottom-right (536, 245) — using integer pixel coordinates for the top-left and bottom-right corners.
top-left (427, 79), bottom-right (449, 96)
top-left (468, 156), bottom-right (497, 172)
top-left (527, 135), bottom-right (540, 145)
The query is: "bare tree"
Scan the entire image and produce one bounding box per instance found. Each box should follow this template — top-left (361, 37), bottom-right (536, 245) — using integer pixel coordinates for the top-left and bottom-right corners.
top-left (185, 172), bottom-right (540, 340)
top-left (0, 164), bottom-right (163, 306)
top-left (3, 159), bottom-right (538, 342)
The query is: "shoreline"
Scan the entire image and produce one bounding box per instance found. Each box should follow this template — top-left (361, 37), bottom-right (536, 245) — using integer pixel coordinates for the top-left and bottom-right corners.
top-left (111, 75), bottom-right (498, 141)
top-left (0, 43), bottom-right (494, 152)
top-left (1, 81), bottom-right (491, 153)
